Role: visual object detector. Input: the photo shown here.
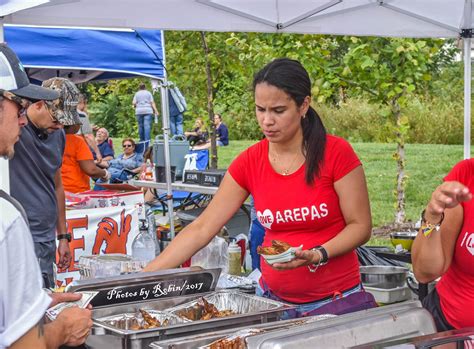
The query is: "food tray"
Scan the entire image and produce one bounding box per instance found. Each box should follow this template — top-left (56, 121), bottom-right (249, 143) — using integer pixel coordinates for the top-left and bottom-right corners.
top-left (167, 290), bottom-right (284, 321)
top-left (364, 285), bottom-right (412, 304)
top-left (76, 254), bottom-right (146, 279)
top-left (149, 315), bottom-right (336, 349)
top-left (96, 309), bottom-right (189, 331)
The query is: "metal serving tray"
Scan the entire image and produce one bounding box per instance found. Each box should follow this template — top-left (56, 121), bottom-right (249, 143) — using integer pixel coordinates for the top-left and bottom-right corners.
top-left (244, 301), bottom-right (437, 349)
top-left (96, 309), bottom-right (189, 330)
top-left (167, 290), bottom-right (285, 321)
top-left (149, 315), bottom-right (336, 349)
top-left (87, 291), bottom-right (293, 349)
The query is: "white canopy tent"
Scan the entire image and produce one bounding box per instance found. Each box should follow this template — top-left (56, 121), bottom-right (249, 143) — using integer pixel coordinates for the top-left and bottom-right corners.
top-left (1, 0), bottom-right (473, 236)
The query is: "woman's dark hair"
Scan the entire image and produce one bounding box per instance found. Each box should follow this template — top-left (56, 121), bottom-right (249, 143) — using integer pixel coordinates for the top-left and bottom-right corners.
top-left (253, 58), bottom-right (326, 185)
top-left (122, 138), bottom-right (136, 148)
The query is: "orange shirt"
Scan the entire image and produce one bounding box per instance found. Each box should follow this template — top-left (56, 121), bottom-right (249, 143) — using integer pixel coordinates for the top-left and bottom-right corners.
top-left (62, 134), bottom-right (94, 193)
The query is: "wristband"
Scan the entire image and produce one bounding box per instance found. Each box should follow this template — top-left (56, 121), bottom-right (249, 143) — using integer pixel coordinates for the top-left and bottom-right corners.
top-left (57, 233), bottom-right (71, 242)
top-left (310, 246), bottom-right (329, 265)
top-left (420, 209), bottom-right (444, 237)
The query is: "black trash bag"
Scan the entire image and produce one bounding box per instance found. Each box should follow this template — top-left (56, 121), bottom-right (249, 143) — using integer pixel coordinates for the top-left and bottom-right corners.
top-left (357, 246), bottom-right (406, 267)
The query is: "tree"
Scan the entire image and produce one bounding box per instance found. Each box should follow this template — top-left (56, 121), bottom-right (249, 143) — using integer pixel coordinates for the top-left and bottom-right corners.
top-left (342, 37), bottom-right (447, 225)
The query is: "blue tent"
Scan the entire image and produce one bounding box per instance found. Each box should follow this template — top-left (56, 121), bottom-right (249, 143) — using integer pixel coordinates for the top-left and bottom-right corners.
top-left (5, 25), bottom-right (165, 83)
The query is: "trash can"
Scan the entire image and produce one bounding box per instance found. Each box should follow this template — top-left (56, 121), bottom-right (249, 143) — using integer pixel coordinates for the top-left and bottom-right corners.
top-left (153, 135), bottom-right (189, 179)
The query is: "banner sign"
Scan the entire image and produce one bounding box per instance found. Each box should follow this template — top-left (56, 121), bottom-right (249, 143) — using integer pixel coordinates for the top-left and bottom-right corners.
top-left (56, 206), bottom-right (140, 288)
top-left (90, 274), bottom-right (214, 307)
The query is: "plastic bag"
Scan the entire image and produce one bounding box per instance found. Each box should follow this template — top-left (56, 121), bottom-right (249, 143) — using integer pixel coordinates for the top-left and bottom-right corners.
top-left (183, 152), bottom-right (198, 178)
top-left (191, 236), bottom-right (229, 273)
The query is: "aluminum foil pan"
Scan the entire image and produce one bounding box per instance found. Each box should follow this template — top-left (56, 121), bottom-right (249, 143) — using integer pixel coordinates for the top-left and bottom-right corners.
top-left (96, 309), bottom-right (188, 331)
top-left (167, 290), bottom-right (285, 321)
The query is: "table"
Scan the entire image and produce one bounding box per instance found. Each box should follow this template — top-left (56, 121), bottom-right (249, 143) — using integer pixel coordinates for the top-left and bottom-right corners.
top-left (129, 180), bottom-right (218, 195)
top-left (374, 250), bottom-right (429, 301)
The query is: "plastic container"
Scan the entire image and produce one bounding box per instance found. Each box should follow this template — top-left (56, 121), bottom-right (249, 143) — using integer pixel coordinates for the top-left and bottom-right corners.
top-left (132, 220), bottom-right (157, 263)
top-left (228, 241), bottom-right (242, 276)
top-left (144, 159), bottom-right (154, 181)
top-left (153, 135), bottom-right (189, 179)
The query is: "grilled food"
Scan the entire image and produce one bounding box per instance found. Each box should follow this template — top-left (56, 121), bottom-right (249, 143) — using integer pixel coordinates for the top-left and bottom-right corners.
top-left (178, 298), bottom-right (235, 321)
top-left (257, 240), bottom-right (292, 255)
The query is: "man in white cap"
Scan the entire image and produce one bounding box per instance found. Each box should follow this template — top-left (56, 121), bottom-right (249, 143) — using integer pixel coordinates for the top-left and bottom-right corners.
top-left (9, 72), bottom-right (84, 288)
top-left (0, 43), bottom-right (92, 348)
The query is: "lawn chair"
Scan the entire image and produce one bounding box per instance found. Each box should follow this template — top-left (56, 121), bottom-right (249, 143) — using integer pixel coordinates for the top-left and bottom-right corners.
top-left (135, 140), bottom-right (151, 158)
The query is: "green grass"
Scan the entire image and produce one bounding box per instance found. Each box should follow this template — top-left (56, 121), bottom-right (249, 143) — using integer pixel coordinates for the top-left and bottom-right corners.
top-left (113, 138), bottom-right (465, 230)
top-left (215, 141), bottom-right (465, 228)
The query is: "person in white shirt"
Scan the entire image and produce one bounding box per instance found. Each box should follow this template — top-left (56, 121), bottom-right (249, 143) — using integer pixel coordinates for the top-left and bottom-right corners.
top-left (0, 43), bottom-right (92, 349)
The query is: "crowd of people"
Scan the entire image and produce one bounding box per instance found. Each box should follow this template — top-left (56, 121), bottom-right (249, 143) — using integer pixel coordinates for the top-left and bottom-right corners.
top-left (2, 39), bottom-right (474, 348)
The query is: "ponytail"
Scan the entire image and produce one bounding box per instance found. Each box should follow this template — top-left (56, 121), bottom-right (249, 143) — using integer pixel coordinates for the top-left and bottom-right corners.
top-left (302, 106), bottom-right (326, 185)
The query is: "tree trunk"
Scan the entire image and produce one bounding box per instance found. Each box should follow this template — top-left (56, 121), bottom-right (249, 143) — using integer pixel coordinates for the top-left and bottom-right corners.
top-left (200, 31), bottom-right (217, 169)
top-left (392, 100), bottom-right (406, 226)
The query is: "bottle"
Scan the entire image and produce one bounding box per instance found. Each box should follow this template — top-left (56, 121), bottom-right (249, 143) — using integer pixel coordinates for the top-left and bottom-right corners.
top-left (145, 159), bottom-right (154, 181)
top-left (146, 211), bottom-right (161, 257)
top-left (228, 241), bottom-right (241, 276)
top-left (132, 220), bottom-right (156, 263)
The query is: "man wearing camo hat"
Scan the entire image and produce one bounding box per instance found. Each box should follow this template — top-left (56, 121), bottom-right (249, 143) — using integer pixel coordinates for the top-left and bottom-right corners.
top-left (9, 73), bottom-right (82, 289)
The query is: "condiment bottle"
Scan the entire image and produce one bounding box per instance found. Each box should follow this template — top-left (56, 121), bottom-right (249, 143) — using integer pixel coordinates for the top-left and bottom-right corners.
top-left (228, 241), bottom-right (241, 276)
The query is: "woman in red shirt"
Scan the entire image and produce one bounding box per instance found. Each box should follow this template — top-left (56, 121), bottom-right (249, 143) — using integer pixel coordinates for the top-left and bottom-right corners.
top-left (144, 58), bottom-right (372, 315)
top-left (412, 160), bottom-right (474, 330)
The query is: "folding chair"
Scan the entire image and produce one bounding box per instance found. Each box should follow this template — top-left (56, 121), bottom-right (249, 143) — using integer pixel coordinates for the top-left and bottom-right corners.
top-left (135, 140), bottom-right (151, 158)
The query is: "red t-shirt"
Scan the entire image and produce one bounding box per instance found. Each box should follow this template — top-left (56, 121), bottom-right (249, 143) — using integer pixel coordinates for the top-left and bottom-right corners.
top-left (62, 134), bottom-right (94, 193)
top-left (436, 159), bottom-right (474, 329)
top-left (228, 135), bottom-right (362, 303)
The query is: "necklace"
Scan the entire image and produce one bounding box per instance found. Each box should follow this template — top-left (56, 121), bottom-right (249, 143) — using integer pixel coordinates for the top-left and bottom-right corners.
top-left (270, 148), bottom-right (301, 176)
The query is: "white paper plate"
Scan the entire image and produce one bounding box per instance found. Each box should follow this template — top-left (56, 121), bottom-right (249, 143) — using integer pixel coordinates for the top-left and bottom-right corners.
top-left (260, 245), bottom-right (303, 262)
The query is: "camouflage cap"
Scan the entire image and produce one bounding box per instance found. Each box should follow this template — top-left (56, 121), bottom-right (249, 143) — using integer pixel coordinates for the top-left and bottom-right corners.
top-left (41, 77), bottom-right (82, 126)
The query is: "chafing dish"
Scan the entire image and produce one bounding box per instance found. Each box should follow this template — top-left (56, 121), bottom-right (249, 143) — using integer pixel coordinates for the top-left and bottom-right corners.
top-left (66, 268), bottom-right (293, 349)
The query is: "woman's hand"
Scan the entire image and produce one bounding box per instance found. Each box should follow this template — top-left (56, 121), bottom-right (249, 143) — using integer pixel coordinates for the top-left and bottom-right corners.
top-left (426, 181), bottom-right (472, 219)
top-left (270, 249), bottom-right (319, 270)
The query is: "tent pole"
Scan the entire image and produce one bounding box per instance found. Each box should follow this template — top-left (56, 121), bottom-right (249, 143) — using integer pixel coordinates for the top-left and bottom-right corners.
top-left (464, 35), bottom-right (472, 159)
top-left (158, 80), bottom-right (175, 239)
top-left (0, 16), bottom-right (10, 194)
top-left (157, 31), bottom-right (175, 239)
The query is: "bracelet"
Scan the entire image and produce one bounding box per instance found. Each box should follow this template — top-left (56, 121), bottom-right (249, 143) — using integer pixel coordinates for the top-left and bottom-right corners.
top-left (308, 249), bottom-right (323, 273)
top-left (420, 209), bottom-right (444, 238)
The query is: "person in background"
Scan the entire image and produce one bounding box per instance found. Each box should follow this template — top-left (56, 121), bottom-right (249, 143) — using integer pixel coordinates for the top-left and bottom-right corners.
top-left (185, 118), bottom-right (208, 147)
top-left (62, 122), bottom-right (111, 193)
top-left (9, 75), bottom-right (81, 288)
top-left (0, 43), bottom-right (92, 349)
top-left (412, 160), bottom-right (474, 331)
top-left (214, 113), bottom-right (229, 146)
top-left (76, 94), bottom-right (102, 162)
top-left (168, 82), bottom-right (187, 136)
top-left (98, 138), bottom-right (144, 183)
top-left (248, 196), bottom-right (266, 270)
top-left (93, 127), bottom-right (114, 166)
top-left (133, 82), bottom-right (159, 142)
top-left (144, 58), bottom-right (373, 317)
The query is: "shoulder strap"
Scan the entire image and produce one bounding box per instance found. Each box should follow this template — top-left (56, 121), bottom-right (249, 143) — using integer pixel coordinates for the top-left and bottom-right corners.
top-left (0, 190), bottom-right (29, 225)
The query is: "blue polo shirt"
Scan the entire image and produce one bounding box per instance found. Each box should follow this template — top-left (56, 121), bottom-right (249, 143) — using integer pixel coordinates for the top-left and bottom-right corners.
top-left (9, 122), bottom-right (65, 242)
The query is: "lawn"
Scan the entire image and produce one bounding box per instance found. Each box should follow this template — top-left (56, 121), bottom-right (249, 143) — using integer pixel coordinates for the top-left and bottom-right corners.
top-left (114, 138), bottom-right (465, 230)
top-left (215, 141), bottom-right (465, 228)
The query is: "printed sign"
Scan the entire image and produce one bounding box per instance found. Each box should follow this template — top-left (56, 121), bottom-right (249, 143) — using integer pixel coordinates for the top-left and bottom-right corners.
top-left (90, 274), bottom-right (214, 307)
top-left (56, 206), bottom-right (140, 288)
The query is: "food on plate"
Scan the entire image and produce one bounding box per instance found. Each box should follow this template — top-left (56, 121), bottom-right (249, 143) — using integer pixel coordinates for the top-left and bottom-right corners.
top-left (257, 240), bottom-right (292, 255)
top-left (177, 298), bottom-right (235, 321)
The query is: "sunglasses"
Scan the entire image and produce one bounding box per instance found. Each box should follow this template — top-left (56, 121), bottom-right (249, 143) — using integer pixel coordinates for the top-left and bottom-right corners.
top-left (123, 144), bottom-right (134, 148)
top-left (45, 103), bottom-right (61, 124)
